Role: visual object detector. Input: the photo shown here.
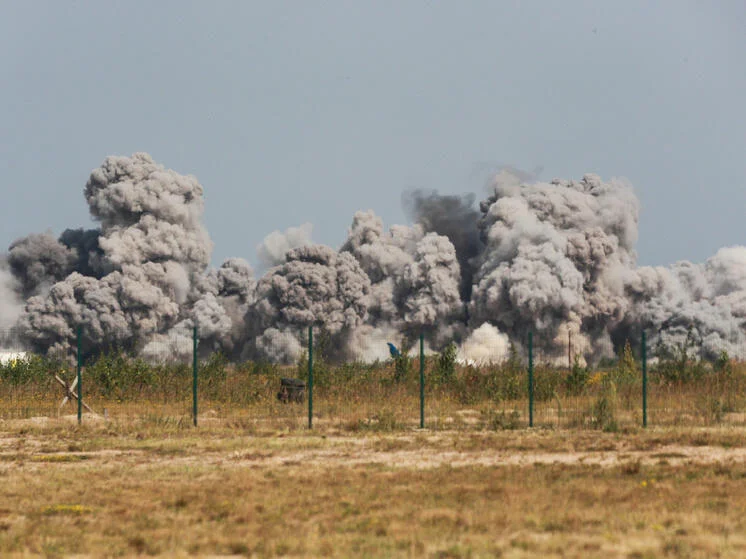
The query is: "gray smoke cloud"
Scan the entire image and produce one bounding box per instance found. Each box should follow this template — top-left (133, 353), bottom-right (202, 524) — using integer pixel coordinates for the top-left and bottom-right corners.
top-left (4, 152), bottom-right (745, 364)
top-left (626, 247), bottom-right (746, 359)
top-left (340, 210), bottom-right (463, 350)
top-left (256, 223), bottom-right (313, 269)
top-left (7, 232), bottom-right (78, 298)
top-left (183, 257), bottom-right (256, 358)
top-left (245, 245), bottom-right (370, 362)
top-left (403, 190), bottom-right (481, 301)
top-left (471, 173), bottom-right (641, 359)
top-left (15, 153), bottom-right (213, 357)
top-left (0, 259), bottom-right (23, 330)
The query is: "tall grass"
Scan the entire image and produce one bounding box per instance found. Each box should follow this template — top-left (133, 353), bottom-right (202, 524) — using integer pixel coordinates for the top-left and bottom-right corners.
top-left (1, 347), bottom-right (745, 429)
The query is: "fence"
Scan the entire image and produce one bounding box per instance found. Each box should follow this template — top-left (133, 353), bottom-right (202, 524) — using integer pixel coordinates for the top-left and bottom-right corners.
top-left (1, 326), bottom-right (745, 431)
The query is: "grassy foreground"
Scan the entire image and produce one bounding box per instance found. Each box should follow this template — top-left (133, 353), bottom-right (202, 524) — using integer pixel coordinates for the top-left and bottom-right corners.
top-left (1, 420), bottom-right (746, 557)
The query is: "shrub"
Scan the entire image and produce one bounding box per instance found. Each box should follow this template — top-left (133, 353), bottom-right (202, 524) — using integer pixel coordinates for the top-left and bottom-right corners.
top-left (591, 376), bottom-right (618, 432)
top-left (534, 365), bottom-right (564, 402)
top-left (714, 351), bottom-right (732, 375)
top-left (611, 341), bottom-right (637, 386)
top-left (652, 325), bottom-right (706, 384)
top-left (565, 356), bottom-right (590, 395)
top-left (393, 353), bottom-right (412, 383)
top-left (87, 352), bottom-right (157, 400)
top-left (433, 342), bottom-right (457, 385)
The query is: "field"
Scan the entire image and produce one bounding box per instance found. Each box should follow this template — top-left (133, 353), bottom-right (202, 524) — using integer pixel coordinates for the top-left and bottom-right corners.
top-left (2, 418), bottom-right (746, 558)
top-left (2, 348), bottom-right (746, 557)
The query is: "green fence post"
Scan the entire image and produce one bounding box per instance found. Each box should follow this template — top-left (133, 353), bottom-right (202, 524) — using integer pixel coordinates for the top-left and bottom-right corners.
top-left (419, 332), bottom-right (425, 429)
top-left (77, 325), bottom-right (82, 425)
top-left (192, 326), bottom-right (198, 427)
top-left (528, 331), bottom-right (534, 428)
top-left (642, 330), bottom-right (647, 428)
top-left (308, 326), bottom-right (314, 429)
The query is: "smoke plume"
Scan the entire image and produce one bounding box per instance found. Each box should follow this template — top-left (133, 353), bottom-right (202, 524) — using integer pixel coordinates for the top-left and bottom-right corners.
top-left (256, 223), bottom-right (313, 269)
top-left (403, 190), bottom-right (481, 301)
top-left (16, 153), bottom-right (213, 357)
top-left (0, 259), bottom-right (23, 330)
top-left (2, 152), bottom-right (745, 364)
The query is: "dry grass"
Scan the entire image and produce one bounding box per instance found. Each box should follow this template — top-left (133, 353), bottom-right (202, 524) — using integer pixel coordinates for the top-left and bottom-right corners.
top-left (1, 420), bottom-right (746, 557)
top-left (2, 356), bottom-right (746, 556)
top-left (3, 356), bottom-right (746, 433)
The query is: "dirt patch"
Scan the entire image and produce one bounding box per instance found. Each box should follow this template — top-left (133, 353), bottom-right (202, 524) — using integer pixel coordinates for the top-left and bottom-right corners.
top-left (226, 443), bottom-right (746, 470)
top-left (1, 424), bottom-right (745, 473)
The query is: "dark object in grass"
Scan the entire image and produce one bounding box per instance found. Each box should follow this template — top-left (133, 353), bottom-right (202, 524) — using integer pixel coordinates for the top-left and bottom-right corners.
top-left (277, 378), bottom-right (306, 403)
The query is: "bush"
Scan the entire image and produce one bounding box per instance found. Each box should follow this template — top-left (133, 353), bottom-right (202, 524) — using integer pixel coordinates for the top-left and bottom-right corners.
top-left (433, 342), bottom-right (457, 385)
top-left (393, 353), bottom-right (412, 383)
top-left (714, 351), bottom-right (732, 375)
top-left (0, 354), bottom-right (61, 386)
top-left (87, 352), bottom-right (157, 400)
top-left (565, 356), bottom-right (590, 395)
top-left (611, 341), bottom-right (637, 386)
top-left (591, 377), bottom-right (618, 432)
top-left (534, 365), bottom-right (564, 402)
top-left (652, 326), bottom-right (707, 384)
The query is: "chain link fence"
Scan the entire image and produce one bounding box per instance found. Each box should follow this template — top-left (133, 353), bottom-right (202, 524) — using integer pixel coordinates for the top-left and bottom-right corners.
top-left (2, 326), bottom-right (745, 431)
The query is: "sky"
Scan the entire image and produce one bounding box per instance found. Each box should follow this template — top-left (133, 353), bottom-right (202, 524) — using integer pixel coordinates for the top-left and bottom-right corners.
top-left (1, 0), bottom-right (744, 269)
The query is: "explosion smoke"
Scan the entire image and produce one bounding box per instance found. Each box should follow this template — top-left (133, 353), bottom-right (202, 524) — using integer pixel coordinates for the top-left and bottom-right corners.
top-left (2, 153), bottom-right (745, 364)
top-left (470, 173), bottom-right (640, 359)
top-left (17, 153), bottom-right (213, 357)
top-left (256, 223), bottom-right (313, 269)
top-left (0, 259), bottom-right (23, 330)
top-left (246, 245), bottom-right (370, 363)
top-left (403, 190), bottom-right (481, 301)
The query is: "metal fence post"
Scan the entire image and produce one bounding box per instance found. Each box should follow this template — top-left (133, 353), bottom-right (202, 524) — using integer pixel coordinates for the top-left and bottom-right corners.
top-left (308, 325), bottom-right (314, 429)
top-left (528, 331), bottom-right (534, 428)
top-left (642, 330), bottom-right (647, 428)
top-left (77, 326), bottom-right (82, 425)
top-left (419, 332), bottom-right (425, 429)
top-left (192, 326), bottom-right (198, 427)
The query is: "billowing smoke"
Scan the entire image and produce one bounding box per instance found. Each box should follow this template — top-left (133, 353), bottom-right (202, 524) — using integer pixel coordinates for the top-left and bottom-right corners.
top-left (7, 233), bottom-right (78, 298)
top-left (626, 247), bottom-right (746, 359)
top-left (470, 173), bottom-right (640, 359)
top-left (245, 245), bottom-right (370, 363)
top-left (15, 152), bottom-right (214, 358)
top-left (256, 223), bottom-right (313, 269)
top-left (403, 190), bottom-right (481, 301)
top-left (0, 259), bottom-right (23, 330)
top-left (3, 152), bottom-right (745, 364)
top-left (340, 210), bottom-right (463, 349)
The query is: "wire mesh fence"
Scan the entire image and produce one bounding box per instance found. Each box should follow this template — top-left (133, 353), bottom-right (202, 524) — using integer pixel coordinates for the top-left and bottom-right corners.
top-left (2, 325), bottom-right (746, 430)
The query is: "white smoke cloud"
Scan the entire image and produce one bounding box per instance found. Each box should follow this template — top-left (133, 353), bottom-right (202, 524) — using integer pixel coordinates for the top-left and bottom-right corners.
top-left (458, 323), bottom-right (510, 365)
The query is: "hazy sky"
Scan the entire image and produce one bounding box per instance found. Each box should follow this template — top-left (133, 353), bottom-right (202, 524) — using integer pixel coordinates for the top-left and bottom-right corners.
top-left (1, 1), bottom-right (744, 268)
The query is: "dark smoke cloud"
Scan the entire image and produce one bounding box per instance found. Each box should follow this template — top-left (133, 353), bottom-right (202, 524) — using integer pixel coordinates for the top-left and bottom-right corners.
top-left (403, 190), bottom-right (481, 301)
top-left (8, 233), bottom-right (77, 298)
